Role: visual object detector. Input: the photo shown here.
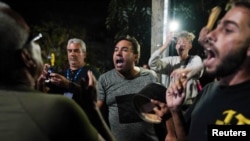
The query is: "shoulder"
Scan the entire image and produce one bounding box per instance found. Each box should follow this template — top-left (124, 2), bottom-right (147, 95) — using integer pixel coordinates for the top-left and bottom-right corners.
top-left (9, 91), bottom-right (86, 123)
top-left (85, 65), bottom-right (101, 79)
top-left (140, 67), bottom-right (158, 78)
top-left (200, 81), bottom-right (217, 94)
top-left (21, 93), bottom-right (80, 111)
top-left (6, 91), bottom-right (99, 140)
top-left (23, 93), bottom-right (92, 126)
top-left (190, 55), bottom-right (202, 61)
top-left (100, 69), bottom-right (115, 76)
top-left (162, 56), bottom-right (179, 62)
top-left (188, 55), bottom-right (203, 66)
top-left (98, 69), bottom-right (116, 80)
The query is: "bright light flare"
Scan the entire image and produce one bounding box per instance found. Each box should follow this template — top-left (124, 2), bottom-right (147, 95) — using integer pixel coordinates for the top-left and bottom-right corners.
top-left (169, 21), bottom-right (179, 32)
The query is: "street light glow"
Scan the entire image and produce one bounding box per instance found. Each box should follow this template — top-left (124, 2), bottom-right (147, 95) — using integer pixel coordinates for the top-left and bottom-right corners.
top-left (169, 21), bottom-right (179, 32)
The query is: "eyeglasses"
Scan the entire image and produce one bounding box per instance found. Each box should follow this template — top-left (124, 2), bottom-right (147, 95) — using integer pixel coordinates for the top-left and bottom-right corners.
top-left (32, 33), bottom-right (42, 42)
top-left (23, 33), bottom-right (43, 50)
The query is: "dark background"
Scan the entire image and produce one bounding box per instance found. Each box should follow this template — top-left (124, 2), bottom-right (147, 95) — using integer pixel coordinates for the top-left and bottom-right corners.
top-left (2, 0), bottom-right (222, 79)
top-left (4, 0), bottom-right (115, 72)
top-left (4, 0), bottom-right (109, 26)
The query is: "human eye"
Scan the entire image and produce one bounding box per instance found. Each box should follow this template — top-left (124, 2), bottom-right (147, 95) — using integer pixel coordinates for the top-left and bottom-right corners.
top-left (122, 48), bottom-right (129, 52)
top-left (221, 21), bottom-right (237, 34)
top-left (225, 28), bottom-right (233, 33)
top-left (222, 26), bottom-right (234, 34)
top-left (176, 41), bottom-right (181, 44)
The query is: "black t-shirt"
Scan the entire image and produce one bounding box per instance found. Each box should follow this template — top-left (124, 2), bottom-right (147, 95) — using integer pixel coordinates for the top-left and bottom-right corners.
top-left (187, 80), bottom-right (250, 141)
top-left (46, 65), bottom-right (100, 109)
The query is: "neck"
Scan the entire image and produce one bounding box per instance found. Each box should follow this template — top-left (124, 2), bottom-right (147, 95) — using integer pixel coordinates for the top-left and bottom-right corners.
top-left (180, 54), bottom-right (189, 60)
top-left (117, 66), bottom-right (140, 79)
top-left (220, 70), bottom-right (250, 86)
top-left (70, 64), bottom-right (85, 71)
top-left (219, 61), bottom-right (250, 86)
top-left (1, 69), bottom-right (35, 89)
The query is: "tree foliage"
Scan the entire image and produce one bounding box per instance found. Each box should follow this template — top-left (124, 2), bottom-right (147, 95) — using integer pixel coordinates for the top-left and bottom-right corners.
top-left (105, 0), bottom-right (152, 65)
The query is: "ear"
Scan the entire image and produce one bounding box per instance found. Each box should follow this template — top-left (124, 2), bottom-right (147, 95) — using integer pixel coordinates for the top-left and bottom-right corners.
top-left (247, 46), bottom-right (250, 57)
top-left (84, 52), bottom-right (87, 59)
top-left (134, 54), bottom-right (139, 64)
top-left (20, 48), bottom-right (36, 71)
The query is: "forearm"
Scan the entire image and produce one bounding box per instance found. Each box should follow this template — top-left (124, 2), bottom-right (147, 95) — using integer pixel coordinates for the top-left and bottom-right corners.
top-left (165, 117), bottom-right (177, 140)
top-left (91, 105), bottom-right (115, 141)
top-left (159, 41), bottom-right (171, 54)
top-left (171, 110), bottom-right (188, 141)
top-left (148, 48), bottom-right (167, 72)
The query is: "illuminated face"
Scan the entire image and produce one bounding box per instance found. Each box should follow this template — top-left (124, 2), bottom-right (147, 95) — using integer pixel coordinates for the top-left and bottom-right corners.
top-left (113, 40), bottom-right (138, 74)
top-left (67, 43), bottom-right (86, 70)
top-left (204, 6), bottom-right (250, 77)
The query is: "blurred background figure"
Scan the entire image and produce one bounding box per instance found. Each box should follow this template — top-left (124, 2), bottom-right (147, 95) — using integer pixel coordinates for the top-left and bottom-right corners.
top-left (149, 30), bottom-right (203, 110)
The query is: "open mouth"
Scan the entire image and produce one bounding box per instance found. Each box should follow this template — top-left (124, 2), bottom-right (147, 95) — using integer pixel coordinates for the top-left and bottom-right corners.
top-left (204, 48), bottom-right (215, 60)
top-left (204, 47), bottom-right (217, 67)
top-left (116, 58), bottom-right (124, 67)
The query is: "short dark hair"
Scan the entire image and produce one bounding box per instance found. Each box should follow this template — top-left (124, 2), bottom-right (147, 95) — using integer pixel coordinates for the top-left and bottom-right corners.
top-left (228, 0), bottom-right (250, 10)
top-left (114, 35), bottom-right (141, 64)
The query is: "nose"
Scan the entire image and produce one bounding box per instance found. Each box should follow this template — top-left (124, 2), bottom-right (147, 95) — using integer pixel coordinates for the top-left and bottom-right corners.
top-left (115, 49), bottom-right (122, 56)
top-left (180, 42), bottom-right (186, 46)
top-left (69, 52), bottom-right (74, 56)
top-left (206, 31), bottom-right (216, 45)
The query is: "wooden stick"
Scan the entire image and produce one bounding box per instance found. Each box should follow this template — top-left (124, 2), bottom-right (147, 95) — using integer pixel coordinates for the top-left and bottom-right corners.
top-left (206, 6), bottom-right (222, 30)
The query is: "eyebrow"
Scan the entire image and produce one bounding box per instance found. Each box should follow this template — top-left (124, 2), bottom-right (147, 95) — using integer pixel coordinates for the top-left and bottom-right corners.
top-left (218, 19), bottom-right (239, 28)
top-left (115, 46), bottom-right (129, 49)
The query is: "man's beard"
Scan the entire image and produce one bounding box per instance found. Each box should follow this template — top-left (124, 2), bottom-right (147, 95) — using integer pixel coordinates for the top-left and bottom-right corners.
top-left (209, 46), bottom-right (247, 78)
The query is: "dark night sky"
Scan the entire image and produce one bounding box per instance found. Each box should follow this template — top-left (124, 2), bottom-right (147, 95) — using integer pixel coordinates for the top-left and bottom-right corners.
top-left (2, 0), bottom-right (115, 71)
top-left (4, 0), bottom-right (109, 18)
top-left (3, 0), bottom-right (110, 34)
top-left (1, 0), bottom-right (217, 71)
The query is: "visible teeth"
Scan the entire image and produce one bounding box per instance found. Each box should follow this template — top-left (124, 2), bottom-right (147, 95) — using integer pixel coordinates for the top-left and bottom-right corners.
top-left (205, 47), bottom-right (211, 53)
top-left (116, 60), bottom-right (123, 64)
top-left (204, 48), bottom-right (215, 59)
top-left (206, 48), bottom-right (212, 51)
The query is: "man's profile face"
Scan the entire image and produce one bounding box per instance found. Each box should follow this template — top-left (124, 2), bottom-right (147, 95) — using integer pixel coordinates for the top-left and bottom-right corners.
top-left (204, 6), bottom-right (250, 77)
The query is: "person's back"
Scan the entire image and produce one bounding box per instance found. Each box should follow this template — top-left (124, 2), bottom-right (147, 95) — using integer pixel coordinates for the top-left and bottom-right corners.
top-left (0, 89), bottom-right (100, 141)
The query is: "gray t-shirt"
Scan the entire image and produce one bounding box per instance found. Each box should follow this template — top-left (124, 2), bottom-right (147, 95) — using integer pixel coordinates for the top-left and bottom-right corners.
top-left (98, 68), bottom-right (159, 141)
